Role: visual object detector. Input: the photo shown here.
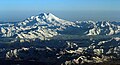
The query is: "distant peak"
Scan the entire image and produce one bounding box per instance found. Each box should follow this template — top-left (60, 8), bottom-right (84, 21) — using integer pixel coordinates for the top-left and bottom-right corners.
top-left (47, 13), bottom-right (54, 16)
top-left (39, 13), bottom-right (54, 17)
top-left (47, 13), bottom-right (52, 15)
top-left (39, 13), bottom-right (48, 17)
top-left (38, 13), bottom-right (60, 21)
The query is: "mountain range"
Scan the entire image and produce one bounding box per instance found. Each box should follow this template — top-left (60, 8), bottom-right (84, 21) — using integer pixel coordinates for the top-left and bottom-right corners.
top-left (0, 13), bottom-right (120, 40)
top-left (0, 13), bottom-right (120, 65)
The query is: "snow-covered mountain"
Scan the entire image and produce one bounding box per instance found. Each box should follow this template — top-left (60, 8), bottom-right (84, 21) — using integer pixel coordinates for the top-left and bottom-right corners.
top-left (0, 13), bottom-right (76, 40)
top-left (75, 21), bottom-right (120, 35)
top-left (0, 13), bottom-right (120, 41)
top-left (1, 37), bottom-right (120, 65)
top-left (0, 13), bottom-right (120, 65)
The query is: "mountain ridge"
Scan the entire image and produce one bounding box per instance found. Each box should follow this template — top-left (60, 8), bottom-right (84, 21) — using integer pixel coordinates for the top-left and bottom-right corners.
top-left (0, 13), bottom-right (120, 65)
top-left (0, 13), bottom-right (120, 40)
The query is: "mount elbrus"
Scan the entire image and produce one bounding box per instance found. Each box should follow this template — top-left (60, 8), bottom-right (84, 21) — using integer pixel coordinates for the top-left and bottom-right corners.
top-left (0, 13), bottom-right (120, 65)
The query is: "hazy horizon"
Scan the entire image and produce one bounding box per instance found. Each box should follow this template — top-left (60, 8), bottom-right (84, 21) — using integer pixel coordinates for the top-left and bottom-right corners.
top-left (0, 0), bottom-right (120, 22)
top-left (1, 11), bottom-right (120, 22)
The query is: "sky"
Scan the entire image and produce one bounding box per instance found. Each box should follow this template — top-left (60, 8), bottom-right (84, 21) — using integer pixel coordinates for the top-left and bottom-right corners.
top-left (0, 0), bottom-right (120, 22)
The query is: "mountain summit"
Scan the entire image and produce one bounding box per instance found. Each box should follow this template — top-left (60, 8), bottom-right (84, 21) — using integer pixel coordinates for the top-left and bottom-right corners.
top-left (39, 13), bottom-right (60, 21)
top-left (0, 13), bottom-right (75, 40)
top-left (0, 13), bottom-right (120, 65)
top-left (0, 13), bottom-right (120, 40)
